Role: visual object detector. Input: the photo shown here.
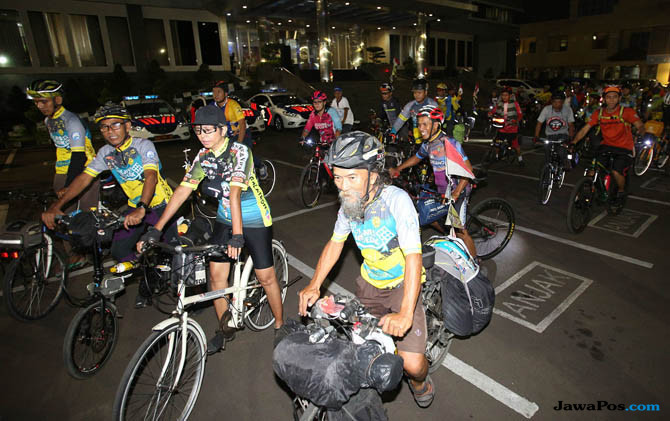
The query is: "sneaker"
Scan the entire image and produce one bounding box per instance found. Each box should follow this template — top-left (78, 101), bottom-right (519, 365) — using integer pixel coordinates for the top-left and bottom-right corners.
top-left (408, 375), bottom-right (435, 408)
top-left (517, 157), bottom-right (525, 168)
top-left (134, 294), bottom-right (150, 309)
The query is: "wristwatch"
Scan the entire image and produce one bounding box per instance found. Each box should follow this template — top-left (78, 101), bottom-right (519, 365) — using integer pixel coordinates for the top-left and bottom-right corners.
top-left (136, 201), bottom-right (148, 210)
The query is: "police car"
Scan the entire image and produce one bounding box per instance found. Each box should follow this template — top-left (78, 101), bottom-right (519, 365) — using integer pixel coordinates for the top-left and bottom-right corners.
top-left (122, 95), bottom-right (190, 142)
top-left (249, 89), bottom-right (312, 131)
top-left (188, 92), bottom-right (265, 133)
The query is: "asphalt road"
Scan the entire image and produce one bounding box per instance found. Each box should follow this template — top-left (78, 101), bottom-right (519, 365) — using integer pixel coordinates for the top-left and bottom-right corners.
top-left (0, 128), bottom-right (667, 421)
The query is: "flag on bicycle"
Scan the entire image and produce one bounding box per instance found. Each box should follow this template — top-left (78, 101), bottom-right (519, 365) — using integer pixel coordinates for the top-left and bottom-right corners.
top-left (444, 139), bottom-right (475, 181)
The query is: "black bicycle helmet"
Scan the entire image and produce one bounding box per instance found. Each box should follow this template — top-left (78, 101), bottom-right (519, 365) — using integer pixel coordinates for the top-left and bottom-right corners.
top-left (326, 131), bottom-right (384, 171)
top-left (411, 78), bottom-right (428, 91)
top-left (94, 101), bottom-right (131, 123)
top-left (551, 91), bottom-right (566, 100)
top-left (26, 79), bottom-right (63, 99)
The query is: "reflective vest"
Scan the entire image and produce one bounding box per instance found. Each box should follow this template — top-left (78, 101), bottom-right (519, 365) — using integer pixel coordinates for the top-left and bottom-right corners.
top-left (494, 100), bottom-right (519, 128)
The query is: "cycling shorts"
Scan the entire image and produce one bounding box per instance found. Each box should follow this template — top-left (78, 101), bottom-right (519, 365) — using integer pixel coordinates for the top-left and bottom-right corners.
top-left (496, 132), bottom-right (519, 149)
top-left (210, 221), bottom-right (274, 269)
top-left (355, 276), bottom-right (427, 354)
top-left (597, 145), bottom-right (633, 175)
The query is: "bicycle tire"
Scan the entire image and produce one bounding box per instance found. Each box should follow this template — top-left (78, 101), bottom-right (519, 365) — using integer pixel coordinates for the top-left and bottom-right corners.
top-left (3, 240), bottom-right (66, 321)
top-left (113, 321), bottom-right (206, 421)
top-left (466, 198), bottom-right (515, 260)
top-left (481, 147), bottom-right (496, 169)
top-left (63, 300), bottom-right (119, 379)
top-left (537, 163), bottom-right (554, 205)
top-left (633, 146), bottom-right (653, 176)
top-left (422, 280), bottom-right (453, 373)
top-left (244, 240), bottom-right (289, 331)
top-left (566, 177), bottom-right (594, 234)
top-left (258, 159), bottom-right (277, 197)
top-left (300, 163), bottom-right (322, 208)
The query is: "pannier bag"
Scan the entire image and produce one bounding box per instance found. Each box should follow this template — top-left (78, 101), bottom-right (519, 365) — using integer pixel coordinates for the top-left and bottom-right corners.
top-left (273, 319), bottom-right (403, 410)
top-left (425, 235), bottom-right (495, 336)
top-left (0, 220), bottom-right (43, 250)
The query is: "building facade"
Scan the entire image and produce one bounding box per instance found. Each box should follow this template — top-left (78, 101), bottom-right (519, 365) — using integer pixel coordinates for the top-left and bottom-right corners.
top-left (517, 0), bottom-right (670, 83)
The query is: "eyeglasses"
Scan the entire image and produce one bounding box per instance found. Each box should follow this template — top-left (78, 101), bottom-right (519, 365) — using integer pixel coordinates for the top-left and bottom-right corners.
top-left (99, 122), bottom-right (123, 132)
top-left (194, 126), bottom-right (218, 135)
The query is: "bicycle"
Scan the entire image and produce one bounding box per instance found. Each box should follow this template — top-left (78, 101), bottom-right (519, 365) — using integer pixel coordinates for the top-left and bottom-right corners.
top-left (0, 191), bottom-right (70, 321)
top-left (566, 151), bottom-right (630, 233)
top-left (113, 237), bottom-right (295, 420)
top-left (537, 137), bottom-right (573, 205)
top-left (276, 295), bottom-right (400, 421)
top-left (481, 129), bottom-right (520, 169)
top-left (634, 132), bottom-right (669, 176)
top-left (299, 137), bottom-right (334, 208)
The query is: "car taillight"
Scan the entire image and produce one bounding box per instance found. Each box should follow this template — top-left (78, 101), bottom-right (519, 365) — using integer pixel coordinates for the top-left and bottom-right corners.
top-left (0, 251), bottom-right (8, 259)
top-left (11, 251), bottom-right (19, 259)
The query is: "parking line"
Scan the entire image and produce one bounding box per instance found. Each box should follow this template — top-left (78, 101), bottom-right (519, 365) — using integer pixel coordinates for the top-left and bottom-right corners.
top-left (285, 252), bottom-right (540, 419)
top-left (486, 169), bottom-right (670, 207)
top-left (2, 149), bottom-right (17, 172)
top-left (274, 201), bottom-right (338, 222)
top-left (274, 160), bottom-right (305, 170)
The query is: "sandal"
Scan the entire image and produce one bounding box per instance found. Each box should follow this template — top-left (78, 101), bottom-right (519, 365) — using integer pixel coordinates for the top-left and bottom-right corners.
top-left (67, 258), bottom-right (88, 271)
top-left (408, 375), bottom-right (435, 408)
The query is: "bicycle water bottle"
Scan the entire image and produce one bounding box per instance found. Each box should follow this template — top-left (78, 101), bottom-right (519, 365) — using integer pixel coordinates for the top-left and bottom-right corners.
top-left (110, 261), bottom-right (136, 273)
top-left (603, 174), bottom-right (611, 192)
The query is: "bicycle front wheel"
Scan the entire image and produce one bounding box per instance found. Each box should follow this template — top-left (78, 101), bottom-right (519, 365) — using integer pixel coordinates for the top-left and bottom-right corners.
top-left (634, 146), bottom-right (653, 176)
top-left (3, 239), bottom-right (66, 321)
top-left (466, 198), bottom-right (515, 260)
top-left (300, 163), bottom-right (322, 208)
top-left (422, 280), bottom-right (453, 373)
top-left (63, 300), bottom-right (119, 379)
top-left (244, 240), bottom-right (289, 331)
top-left (258, 159), bottom-right (277, 197)
top-left (537, 163), bottom-right (554, 205)
top-left (113, 321), bottom-right (206, 421)
top-left (566, 177), bottom-right (594, 234)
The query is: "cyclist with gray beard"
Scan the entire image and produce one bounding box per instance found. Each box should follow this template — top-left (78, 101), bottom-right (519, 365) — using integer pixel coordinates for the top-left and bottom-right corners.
top-left (298, 131), bottom-right (434, 408)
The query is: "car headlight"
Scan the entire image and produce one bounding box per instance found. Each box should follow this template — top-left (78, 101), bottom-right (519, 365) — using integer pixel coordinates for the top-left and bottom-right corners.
top-left (284, 111), bottom-right (298, 117)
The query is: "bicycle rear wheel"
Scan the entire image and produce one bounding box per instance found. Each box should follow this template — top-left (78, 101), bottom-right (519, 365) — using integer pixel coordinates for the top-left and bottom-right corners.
top-left (244, 240), bottom-right (289, 331)
top-left (466, 198), bottom-right (515, 260)
top-left (258, 159), bottom-right (276, 197)
top-left (422, 280), bottom-right (453, 373)
top-left (537, 163), bottom-right (554, 205)
top-left (566, 177), bottom-right (594, 234)
top-left (634, 146), bottom-right (653, 176)
top-left (113, 321), bottom-right (206, 421)
top-left (3, 239), bottom-right (66, 321)
top-left (63, 300), bottom-right (119, 379)
top-left (300, 163), bottom-right (322, 208)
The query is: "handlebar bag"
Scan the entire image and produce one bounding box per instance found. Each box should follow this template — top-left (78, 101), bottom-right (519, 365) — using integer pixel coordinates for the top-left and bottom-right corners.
top-left (273, 319), bottom-right (403, 410)
top-left (416, 195), bottom-right (450, 226)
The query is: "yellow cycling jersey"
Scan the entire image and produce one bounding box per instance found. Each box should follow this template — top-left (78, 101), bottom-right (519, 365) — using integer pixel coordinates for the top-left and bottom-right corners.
top-left (45, 107), bottom-right (95, 174)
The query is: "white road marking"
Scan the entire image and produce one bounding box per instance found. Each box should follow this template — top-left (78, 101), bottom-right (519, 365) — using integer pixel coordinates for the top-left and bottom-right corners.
top-left (274, 201), bottom-right (338, 222)
top-left (500, 219), bottom-right (654, 269)
top-left (587, 209), bottom-right (658, 238)
top-left (285, 252), bottom-right (540, 419)
top-left (485, 169), bottom-right (670, 206)
top-left (273, 159), bottom-right (305, 170)
top-left (493, 262), bottom-right (593, 333)
top-left (2, 149), bottom-right (17, 172)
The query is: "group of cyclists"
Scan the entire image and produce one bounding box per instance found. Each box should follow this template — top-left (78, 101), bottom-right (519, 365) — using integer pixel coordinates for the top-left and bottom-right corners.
top-left (19, 72), bottom-right (665, 415)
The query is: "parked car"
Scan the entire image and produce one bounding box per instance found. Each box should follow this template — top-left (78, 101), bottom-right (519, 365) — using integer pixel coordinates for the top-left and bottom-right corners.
top-left (249, 89), bottom-right (312, 131)
top-left (122, 95), bottom-right (190, 143)
top-left (494, 79), bottom-right (543, 98)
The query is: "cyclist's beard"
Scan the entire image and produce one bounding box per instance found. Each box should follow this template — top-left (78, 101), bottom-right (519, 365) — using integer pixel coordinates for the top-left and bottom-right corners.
top-left (339, 190), bottom-right (366, 222)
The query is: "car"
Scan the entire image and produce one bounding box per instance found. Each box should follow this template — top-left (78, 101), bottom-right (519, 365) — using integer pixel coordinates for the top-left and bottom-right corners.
top-left (187, 92), bottom-right (266, 133)
top-left (121, 95), bottom-right (191, 143)
top-left (494, 79), bottom-right (543, 98)
top-left (249, 89), bottom-right (313, 131)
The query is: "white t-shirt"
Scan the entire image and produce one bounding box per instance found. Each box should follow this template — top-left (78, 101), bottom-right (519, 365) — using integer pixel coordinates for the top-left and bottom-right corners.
top-left (331, 97), bottom-right (354, 125)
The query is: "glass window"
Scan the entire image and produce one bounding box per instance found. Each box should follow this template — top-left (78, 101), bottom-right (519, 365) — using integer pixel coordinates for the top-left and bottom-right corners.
top-left (457, 40), bottom-right (465, 67)
top-left (198, 21), bottom-right (222, 65)
top-left (447, 39), bottom-right (455, 68)
top-left (428, 37), bottom-right (435, 66)
top-left (106, 16), bottom-right (134, 66)
top-left (126, 101), bottom-right (175, 116)
top-left (389, 34), bottom-right (400, 62)
top-left (144, 18), bottom-right (169, 66)
top-left (466, 40), bottom-right (472, 67)
top-left (170, 20), bottom-right (196, 66)
top-left (70, 15), bottom-right (106, 66)
top-left (529, 41), bottom-right (536, 53)
top-left (560, 38), bottom-right (568, 51)
top-left (437, 38), bottom-right (446, 67)
top-left (28, 11), bottom-right (53, 66)
top-left (41, 12), bottom-right (72, 66)
top-left (630, 32), bottom-right (650, 51)
top-left (0, 10), bottom-right (31, 67)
